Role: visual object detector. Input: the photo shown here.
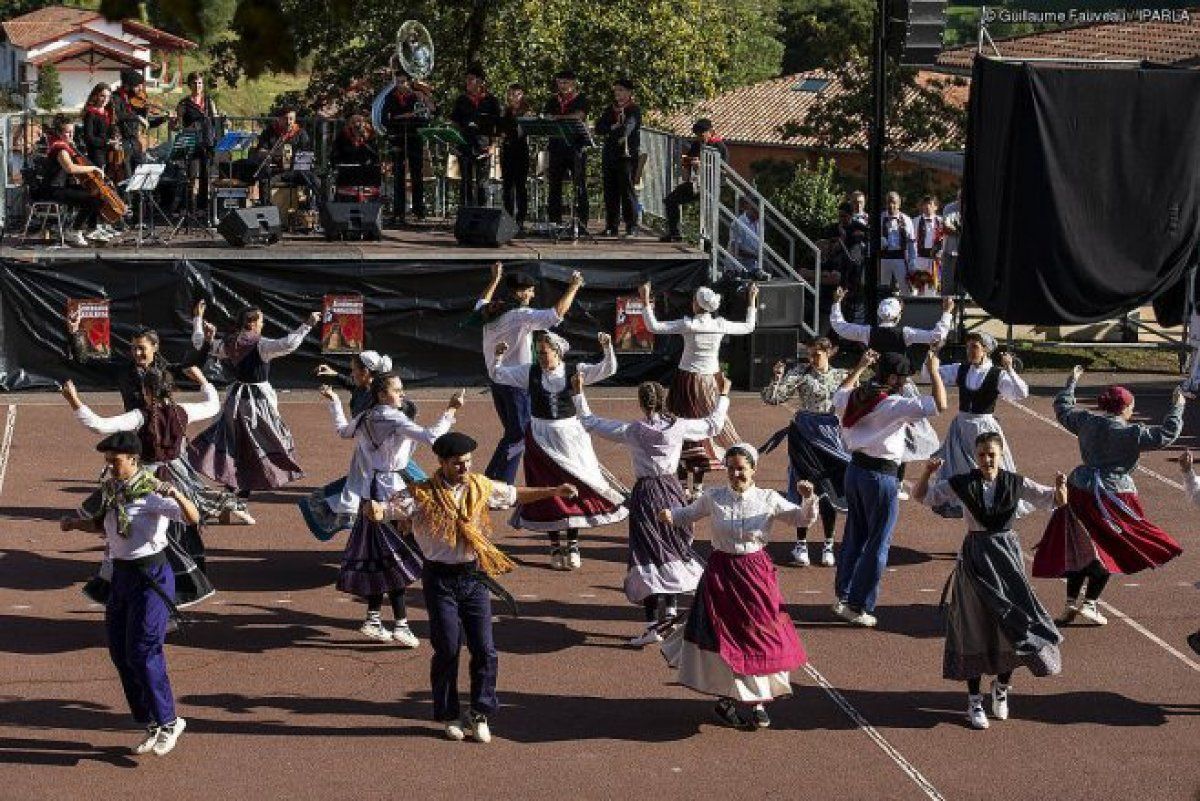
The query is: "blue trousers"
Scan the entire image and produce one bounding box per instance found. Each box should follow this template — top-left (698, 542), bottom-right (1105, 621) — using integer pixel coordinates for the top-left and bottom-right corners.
top-left (484, 380), bottom-right (530, 484)
top-left (834, 462), bottom-right (900, 613)
top-left (106, 558), bottom-right (176, 726)
top-left (422, 564), bottom-right (499, 722)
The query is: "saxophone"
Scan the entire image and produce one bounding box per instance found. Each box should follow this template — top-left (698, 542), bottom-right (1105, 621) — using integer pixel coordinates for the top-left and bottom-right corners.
top-left (615, 103), bottom-right (630, 159)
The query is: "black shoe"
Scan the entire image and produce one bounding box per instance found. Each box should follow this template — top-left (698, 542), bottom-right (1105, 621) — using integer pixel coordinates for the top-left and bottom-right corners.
top-left (659, 233), bottom-right (683, 243)
top-left (750, 704), bottom-right (770, 729)
top-left (714, 698), bottom-right (750, 729)
top-left (751, 270), bottom-right (771, 282)
top-left (236, 489), bottom-right (251, 500)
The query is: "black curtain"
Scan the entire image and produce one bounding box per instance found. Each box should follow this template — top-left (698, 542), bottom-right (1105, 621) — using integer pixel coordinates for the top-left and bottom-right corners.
top-left (960, 57), bottom-right (1200, 325)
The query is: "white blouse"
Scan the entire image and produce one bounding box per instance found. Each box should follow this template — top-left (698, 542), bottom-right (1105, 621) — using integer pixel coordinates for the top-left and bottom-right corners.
top-left (924, 360), bottom-right (1029, 403)
top-left (476, 302), bottom-right (563, 370)
top-left (489, 345), bottom-right (617, 393)
top-left (575, 395), bottom-right (729, 479)
top-left (386, 479), bottom-right (519, 564)
top-left (641, 305), bottom-right (756, 374)
top-left (191, 316), bottom-right (312, 362)
top-left (75, 383), bottom-right (221, 435)
top-left (668, 486), bottom-right (817, 555)
top-left (923, 476), bottom-right (1056, 532)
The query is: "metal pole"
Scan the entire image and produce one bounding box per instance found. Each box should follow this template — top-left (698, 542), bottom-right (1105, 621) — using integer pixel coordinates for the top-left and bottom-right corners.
top-left (866, 0), bottom-right (888, 325)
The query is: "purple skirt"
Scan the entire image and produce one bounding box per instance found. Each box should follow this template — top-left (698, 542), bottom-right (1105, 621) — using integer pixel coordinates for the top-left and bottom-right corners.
top-left (624, 475), bottom-right (705, 603)
top-left (336, 515), bottom-right (424, 597)
top-left (188, 383), bottom-right (304, 492)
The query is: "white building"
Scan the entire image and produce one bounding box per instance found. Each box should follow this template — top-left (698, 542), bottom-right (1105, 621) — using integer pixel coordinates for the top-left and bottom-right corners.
top-left (1, 5), bottom-right (195, 110)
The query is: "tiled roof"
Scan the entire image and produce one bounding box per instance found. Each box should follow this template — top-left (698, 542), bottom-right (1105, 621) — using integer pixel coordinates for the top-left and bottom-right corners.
top-left (937, 15), bottom-right (1200, 73)
top-left (653, 69), bottom-right (966, 152)
top-left (29, 39), bottom-right (151, 67)
top-left (2, 5), bottom-right (195, 50)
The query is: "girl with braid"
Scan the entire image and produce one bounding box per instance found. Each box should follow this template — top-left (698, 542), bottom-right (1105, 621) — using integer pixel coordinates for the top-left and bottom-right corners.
top-left (572, 373), bottom-right (731, 646)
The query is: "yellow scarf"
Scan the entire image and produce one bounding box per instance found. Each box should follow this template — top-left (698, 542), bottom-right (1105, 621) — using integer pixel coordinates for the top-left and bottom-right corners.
top-left (410, 473), bottom-right (515, 577)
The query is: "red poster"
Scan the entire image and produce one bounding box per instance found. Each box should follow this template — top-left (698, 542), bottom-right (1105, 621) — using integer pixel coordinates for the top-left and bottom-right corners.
top-left (322, 294), bottom-right (364, 354)
top-left (66, 298), bottom-right (111, 360)
top-left (614, 295), bottom-right (654, 354)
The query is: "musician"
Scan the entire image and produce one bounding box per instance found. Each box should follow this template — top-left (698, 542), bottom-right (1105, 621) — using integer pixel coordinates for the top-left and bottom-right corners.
top-left (379, 66), bottom-right (433, 223)
top-left (498, 83), bottom-right (532, 232)
top-left (174, 72), bottom-right (219, 211)
top-left (331, 112), bottom-right (382, 202)
top-left (542, 69), bottom-right (590, 230)
top-left (449, 63), bottom-right (501, 207)
top-left (111, 69), bottom-right (170, 173)
top-left (81, 84), bottom-right (118, 172)
top-left (39, 113), bottom-right (108, 246)
top-left (595, 77), bottom-right (641, 237)
top-left (253, 107), bottom-right (318, 210)
top-left (659, 118), bottom-right (727, 243)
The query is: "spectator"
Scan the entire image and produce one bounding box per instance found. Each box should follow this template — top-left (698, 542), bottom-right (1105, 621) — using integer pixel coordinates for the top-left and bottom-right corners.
top-left (912, 195), bottom-right (944, 297)
top-left (941, 189), bottom-right (962, 296)
top-left (880, 191), bottom-right (917, 295)
top-left (723, 199), bottom-right (771, 282)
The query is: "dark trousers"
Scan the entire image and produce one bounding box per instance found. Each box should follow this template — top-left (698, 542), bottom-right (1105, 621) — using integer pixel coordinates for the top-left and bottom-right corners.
top-left (663, 181), bottom-right (699, 235)
top-left (458, 148), bottom-right (486, 207)
top-left (106, 558), bottom-right (177, 726)
top-left (602, 153), bottom-right (637, 229)
top-left (185, 151), bottom-right (211, 208)
top-left (48, 186), bottom-right (101, 230)
top-left (835, 462), bottom-right (900, 613)
top-left (547, 149), bottom-right (588, 224)
top-left (392, 139), bottom-right (425, 218)
top-left (1065, 558), bottom-right (1112, 601)
top-left (484, 380), bottom-right (530, 484)
top-left (422, 563), bottom-right (499, 721)
top-left (501, 147), bottom-right (530, 225)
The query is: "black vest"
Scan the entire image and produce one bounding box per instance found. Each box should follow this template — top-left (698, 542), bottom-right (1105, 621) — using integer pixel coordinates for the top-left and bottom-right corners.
top-left (868, 325), bottom-right (906, 356)
top-left (528, 362), bottom-right (578, 421)
top-left (957, 363), bottom-right (1002, 414)
top-left (231, 346), bottom-right (269, 383)
top-left (948, 470), bottom-right (1022, 533)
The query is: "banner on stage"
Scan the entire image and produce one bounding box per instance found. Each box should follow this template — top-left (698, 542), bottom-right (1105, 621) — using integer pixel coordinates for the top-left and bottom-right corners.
top-left (67, 298), bottom-right (111, 360)
top-left (322, 294), bottom-right (364, 354)
top-left (614, 295), bottom-right (654, 354)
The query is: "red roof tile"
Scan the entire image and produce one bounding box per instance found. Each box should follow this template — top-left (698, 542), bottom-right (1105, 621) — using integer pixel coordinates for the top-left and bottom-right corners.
top-left (2, 6), bottom-right (99, 48)
top-left (29, 39), bottom-right (151, 67)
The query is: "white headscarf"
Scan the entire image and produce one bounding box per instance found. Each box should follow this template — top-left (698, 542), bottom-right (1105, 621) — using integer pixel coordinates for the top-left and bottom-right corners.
top-left (877, 298), bottom-right (903, 325)
top-left (724, 442), bottom-right (759, 467)
top-left (694, 287), bottom-right (722, 314)
top-left (540, 331), bottom-right (571, 356)
top-left (358, 350), bottom-right (392, 373)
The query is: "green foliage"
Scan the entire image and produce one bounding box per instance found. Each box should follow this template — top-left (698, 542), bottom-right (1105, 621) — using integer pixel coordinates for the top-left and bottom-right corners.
top-left (778, 0), bottom-right (872, 72)
top-left (759, 157), bottom-right (842, 240)
top-left (35, 63), bottom-right (62, 111)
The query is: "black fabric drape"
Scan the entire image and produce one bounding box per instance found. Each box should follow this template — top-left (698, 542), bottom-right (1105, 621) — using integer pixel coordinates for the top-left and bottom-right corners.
top-left (960, 58), bottom-right (1200, 325)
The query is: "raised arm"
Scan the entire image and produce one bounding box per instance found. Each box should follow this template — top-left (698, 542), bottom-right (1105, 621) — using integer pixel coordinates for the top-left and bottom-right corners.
top-left (553, 271), bottom-right (585, 319)
top-left (319, 384), bottom-right (355, 438)
top-left (488, 342), bottom-right (531, 388)
top-left (175, 370), bottom-right (221, 424)
top-left (572, 388), bottom-right (632, 442)
top-left (578, 333), bottom-right (617, 385)
top-left (638, 282), bottom-right (687, 335)
top-left (62, 379), bottom-right (145, 434)
top-left (258, 312), bottom-right (319, 361)
top-left (768, 485), bottom-right (819, 528)
top-left (660, 492), bottom-right (713, 527)
top-left (996, 351), bottom-right (1029, 401)
top-left (677, 378), bottom-right (730, 439)
top-left (829, 287), bottom-right (870, 344)
top-left (1054, 366), bottom-right (1088, 435)
top-left (1135, 386), bottom-right (1185, 452)
top-left (927, 349), bottom-right (948, 413)
top-left (912, 458), bottom-right (944, 505)
top-left (902, 297), bottom-right (953, 345)
top-left (479, 261), bottom-right (504, 305)
top-left (374, 392), bottom-right (463, 445)
top-left (761, 362), bottom-right (801, 405)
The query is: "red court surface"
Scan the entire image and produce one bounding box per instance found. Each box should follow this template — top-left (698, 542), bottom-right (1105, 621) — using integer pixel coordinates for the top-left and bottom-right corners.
top-left (0, 375), bottom-right (1197, 800)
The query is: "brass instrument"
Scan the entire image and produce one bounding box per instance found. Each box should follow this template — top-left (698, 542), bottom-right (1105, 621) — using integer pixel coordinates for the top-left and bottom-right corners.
top-left (614, 104), bottom-right (630, 159)
top-left (281, 143), bottom-right (294, 170)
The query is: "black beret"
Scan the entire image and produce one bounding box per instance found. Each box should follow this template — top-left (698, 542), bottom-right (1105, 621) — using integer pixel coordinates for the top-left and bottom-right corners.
top-left (120, 68), bottom-right (145, 88)
top-left (876, 352), bottom-right (913, 379)
top-left (506, 272), bottom-right (536, 290)
top-left (96, 431), bottom-right (142, 457)
top-left (432, 432), bottom-right (477, 459)
top-left (613, 77), bottom-right (634, 91)
top-left (692, 118), bottom-right (713, 134)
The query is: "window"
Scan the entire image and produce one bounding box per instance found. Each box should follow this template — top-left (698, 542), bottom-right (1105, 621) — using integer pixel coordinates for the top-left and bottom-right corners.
top-left (791, 77), bottom-right (831, 93)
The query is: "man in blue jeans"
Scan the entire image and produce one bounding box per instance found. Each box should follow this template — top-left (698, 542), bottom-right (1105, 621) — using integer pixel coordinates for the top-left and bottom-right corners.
top-left (832, 348), bottom-right (947, 627)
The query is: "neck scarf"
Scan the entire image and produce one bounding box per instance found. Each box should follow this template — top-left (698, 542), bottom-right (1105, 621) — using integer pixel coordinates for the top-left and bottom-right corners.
top-left (410, 473), bottom-right (515, 576)
top-left (841, 385), bottom-right (889, 428)
top-left (96, 468), bottom-right (159, 537)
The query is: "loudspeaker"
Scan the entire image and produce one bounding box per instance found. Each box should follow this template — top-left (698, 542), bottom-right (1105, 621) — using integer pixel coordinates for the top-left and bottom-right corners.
top-left (722, 328), bottom-right (800, 391)
top-left (887, 0), bottom-right (947, 67)
top-left (897, 294), bottom-right (947, 331)
top-left (320, 201), bottom-right (383, 241)
top-left (722, 280), bottom-right (806, 328)
top-left (454, 206), bottom-right (517, 247)
top-left (217, 206), bottom-right (281, 247)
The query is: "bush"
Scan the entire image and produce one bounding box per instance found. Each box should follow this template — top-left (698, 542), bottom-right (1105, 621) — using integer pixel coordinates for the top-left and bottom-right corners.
top-left (36, 63), bottom-right (62, 112)
top-left (765, 157), bottom-right (841, 240)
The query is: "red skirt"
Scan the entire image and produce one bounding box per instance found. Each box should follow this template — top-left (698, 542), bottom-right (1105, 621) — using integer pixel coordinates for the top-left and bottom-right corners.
top-left (1033, 485), bottom-right (1182, 577)
top-left (516, 431), bottom-right (625, 530)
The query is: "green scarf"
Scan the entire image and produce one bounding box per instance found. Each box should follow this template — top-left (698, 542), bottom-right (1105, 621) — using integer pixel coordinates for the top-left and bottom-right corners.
top-left (95, 468), bottom-right (160, 537)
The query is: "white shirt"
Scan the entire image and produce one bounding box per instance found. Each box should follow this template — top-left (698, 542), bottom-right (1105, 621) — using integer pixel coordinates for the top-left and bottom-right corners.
top-left (641, 305), bottom-right (756, 374)
top-left (489, 346), bottom-right (617, 393)
top-left (923, 476), bottom-right (1056, 531)
top-left (881, 211), bottom-right (917, 262)
top-left (829, 302), bottom-right (951, 347)
top-left (668, 486), bottom-right (817, 555)
top-left (916, 214), bottom-right (942, 253)
top-left (74, 384), bottom-right (221, 435)
top-left (104, 491), bottom-right (184, 560)
top-left (834, 388), bottom-right (939, 461)
top-left (191, 316), bottom-right (313, 362)
top-left (386, 479), bottom-right (519, 563)
top-left (924, 361), bottom-right (1029, 403)
top-left (942, 201), bottom-right (961, 256)
top-left (476, 302), bottom-right (564, 370)
top-left (575, 395), bottom-right (729, 479)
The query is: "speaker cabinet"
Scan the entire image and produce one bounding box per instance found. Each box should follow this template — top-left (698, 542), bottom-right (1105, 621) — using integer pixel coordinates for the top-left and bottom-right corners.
top-left (217, 206), bottom-right (281, 247)
top-left (454, 206), bottom-right (517, 247)
top-left (320, 201), bottom-right (383, 241)
top-left (723, 280), bottom-right (806, 328)
top-left (722, 328), bottom-right (800, 391)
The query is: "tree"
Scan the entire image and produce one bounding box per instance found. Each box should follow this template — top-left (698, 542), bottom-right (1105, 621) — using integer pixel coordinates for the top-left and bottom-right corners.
top-left (761, 157), bottom-right (842, 240)
top-left (778, 0), bottom-right (872, 73)
top-left (35, 63), bottom-right (62, 112)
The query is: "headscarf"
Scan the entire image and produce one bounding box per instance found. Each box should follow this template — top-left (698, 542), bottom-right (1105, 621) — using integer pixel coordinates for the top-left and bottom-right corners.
top-left (1097, 385), bottom-right (1134, 415)
top-left (358, 350), bottom-right (392, 373)
top-left (725, 442), bottom-right (759, 467)
top-left (967, 332), bottom-right (997, 353)
top-left (540, 331), bottom-right (570, 356)
top-left (694, 287), bottom-right (721, 314)
top-left (877, 298), bottom-right (903, 324)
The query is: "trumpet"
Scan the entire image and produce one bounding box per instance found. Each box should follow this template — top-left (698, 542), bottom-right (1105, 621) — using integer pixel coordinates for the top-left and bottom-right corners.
top-left (614, 104), bottom-right (630, 159)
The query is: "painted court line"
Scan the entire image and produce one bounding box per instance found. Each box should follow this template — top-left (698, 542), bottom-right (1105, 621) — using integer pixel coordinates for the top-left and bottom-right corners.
top-left (804, 664), bottom-right (946, 801)
top-left (0, 405), bottom-right (16, 499)
top-left (1004, 397), bottom-right (1200, 674)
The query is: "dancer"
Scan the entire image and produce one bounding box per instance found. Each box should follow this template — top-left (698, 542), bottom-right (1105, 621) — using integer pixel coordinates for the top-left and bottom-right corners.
top-left (315, 350), bottom-right (394, 417)
top-left (913, 435), bottom-right (1066, 731)
top-left (59, 432), bottom-right (200, 756)
top-left (367, 431), bottom-right (578, 742)
top-left (833, 348), bottom-right (947, 627)
top-left (475, 263), bottom-right (585, 483)
top-left (188, 306), bottom-right (320, 495)
top-left (638, 280), bottom-right (757, 497)
top-left (658, 444), bottom-right (818, 730)
top-left (924, 333), bottom-right (1030, 518)
top-left (1032, 368), bottom-right (1184, 625)
top-left (572, 371), bottom-right (731, 646)
top-left (1180, 450), bottom-right (1200, 657)
top-left (488, 331), bottom-right (627, 570)
top-left (62, 370), bottom-right (216, 607)
top-left (760, 337), bottom-right (851, 567)
top-left (322, 376), bottom-right (463, 645)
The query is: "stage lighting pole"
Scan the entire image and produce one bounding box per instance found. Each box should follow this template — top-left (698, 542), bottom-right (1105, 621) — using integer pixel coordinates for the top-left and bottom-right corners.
top-left (866, 0), bottom-right (888, 325)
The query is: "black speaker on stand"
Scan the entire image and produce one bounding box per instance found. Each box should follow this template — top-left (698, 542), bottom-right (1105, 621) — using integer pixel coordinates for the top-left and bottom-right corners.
top-left (721, 329), bottom-right (801, 391)
top-left (217, 206), bottom-right (281, 247)
top-left (320, 201), bottom-right (383, 241)
top-left (454, 207), bottom-right (517, 247)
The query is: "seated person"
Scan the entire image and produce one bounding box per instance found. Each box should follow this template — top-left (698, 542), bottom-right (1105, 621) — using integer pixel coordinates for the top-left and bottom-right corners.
top-left (37, 114), bottom-right (111, 247)
top-left (330, 113), bottom-right (383, 202)
top-left (235, 107), bottom-right (317, 207)
top-left (722, 199), bottom-right (771, 282)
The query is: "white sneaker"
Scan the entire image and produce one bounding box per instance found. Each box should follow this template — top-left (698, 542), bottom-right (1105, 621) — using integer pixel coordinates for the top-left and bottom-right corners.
top-left (392, 621), bottom-right (420, 648)
top-left (990, 680), bottom-right (1010, 721)
top-left (151, 717), bottom-right (186, 755)
top-left (1076, 600), bottom-right (1108, 626)
top-left (790, 541), bottom-right (811, 567)
top-left (897, 482), bottom-right (911, 501)
top-left (820, 542), bottom-right (836, 567)
top-left (550, 548), bottom-right (566, 571)
top-left (835, 604), bottom-right (877, 628)
top-left (628, 625), bottom-right (664, 647)
top-left (133, 724), bottom-right (160, 754)
top-left (467, 711), bottom-right (492, 743)
top-left (567, 546), bottom-right (582, 570)
top-left (966, 695), bottom-right (989, 730)
top-left (359, 619), bottom-right (392, 641)
top-left (444, 719), bottom-right (466, 741)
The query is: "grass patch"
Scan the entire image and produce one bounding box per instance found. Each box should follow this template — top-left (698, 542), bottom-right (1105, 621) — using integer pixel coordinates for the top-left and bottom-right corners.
top-left (1007, 344), bottom-right (1185, 375)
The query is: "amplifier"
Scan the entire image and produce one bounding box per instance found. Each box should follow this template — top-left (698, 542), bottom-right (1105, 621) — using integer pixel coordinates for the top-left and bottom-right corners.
top-left (211, 186), bottom-right (250, 223)
top-left (721, 328), bottom-right (801, 391)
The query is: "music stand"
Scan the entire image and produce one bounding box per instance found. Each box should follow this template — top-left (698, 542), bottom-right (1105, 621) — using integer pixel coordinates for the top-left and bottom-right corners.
top-left (127, 163), bottom-right (170, 248)
top-left (168, 130), bottom-right (213, 237)
top-left (419, 125), bottom-right (468, 224)
top-left (522, 117), bottom-right (595, 242)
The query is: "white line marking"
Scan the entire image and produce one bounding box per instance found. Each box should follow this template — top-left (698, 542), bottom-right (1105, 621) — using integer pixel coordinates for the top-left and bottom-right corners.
top-left (918, 588), bottom-right (937, 593)
top-left (578, 593), bottom-right (597, 598)
top-left (0, 405), bottom-right (15, 498)
top-left (1123, 583), bottom-right (1141, 587)
top-left (1005, 396), bottom-right (1199, 673)
top-left (804, 664), bottom-right (945, 801)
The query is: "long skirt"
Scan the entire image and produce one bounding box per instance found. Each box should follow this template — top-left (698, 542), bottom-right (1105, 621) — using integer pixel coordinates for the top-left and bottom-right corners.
top-left (666, 369), bottom-right (740, 474)
top-left (164, 456), bottom-right (249, 524)
top-left (300, 462), bottom-right (429, 542)
top-left (931, 412), bottom-right (1029, 519)
top-left (774, 411), bottom-right (849, 510)
top-left (1033, 484), bottom-right (1182, 577)
top-left (900, 380), bottom-right (940, 462)
top-left (624, 475), bottom-right (705, 604)
top-left (661, 549), bottom-right (805, 702)
top-left (513, 417), bottom-right (628, 532)
top-left (188, 382), bottom-right (304, 492)
top-left (336, 489), bottom-right (424, 597)
top-left (942, 530), bottom-right (1062, 681)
